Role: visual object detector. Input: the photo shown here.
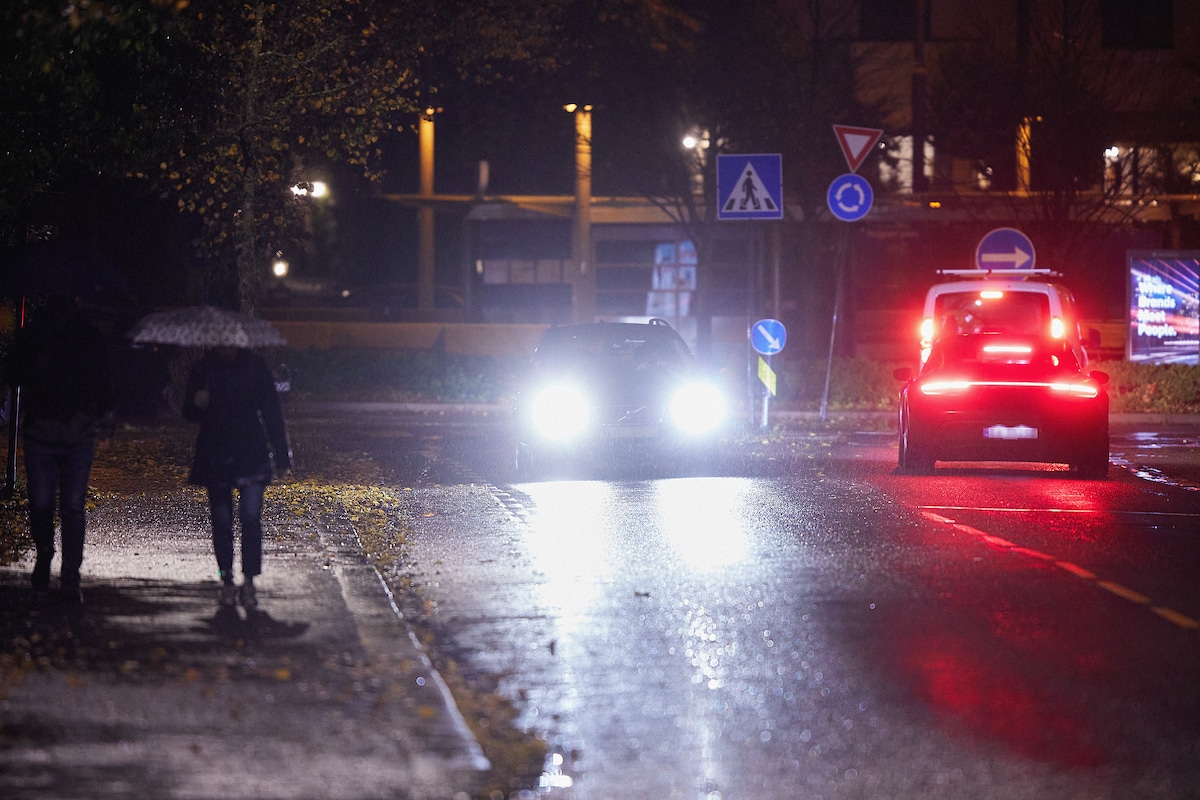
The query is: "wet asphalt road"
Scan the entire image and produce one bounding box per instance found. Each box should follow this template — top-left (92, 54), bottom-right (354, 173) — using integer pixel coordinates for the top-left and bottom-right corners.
top-left (309, 410), bottom-right (1200, 800)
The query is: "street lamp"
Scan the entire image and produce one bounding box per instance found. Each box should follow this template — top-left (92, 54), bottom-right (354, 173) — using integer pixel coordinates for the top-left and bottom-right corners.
top-left (565, 103), bottom-right (594, 323)
top-left (290, 181), bottom-right (328, 198)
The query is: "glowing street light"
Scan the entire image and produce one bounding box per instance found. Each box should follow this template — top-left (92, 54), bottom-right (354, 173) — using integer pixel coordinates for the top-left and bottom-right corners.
top-left (290, 181), bottom-right (328, 198)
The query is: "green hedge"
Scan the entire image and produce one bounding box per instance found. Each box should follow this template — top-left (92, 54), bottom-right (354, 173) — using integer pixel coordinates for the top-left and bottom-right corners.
top-left (1097, 360), bottom-right (1200, 413)
top-left (284, 349), bottom-right (524, 404)
top-left (283, 348), bottom-right (1200, 414)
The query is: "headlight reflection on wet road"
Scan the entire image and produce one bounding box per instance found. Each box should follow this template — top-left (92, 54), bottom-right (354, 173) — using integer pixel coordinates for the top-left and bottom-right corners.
top-left (521, 480), bottom-right (617, 633)
top-left (653, 478), bottom-right (752, 571)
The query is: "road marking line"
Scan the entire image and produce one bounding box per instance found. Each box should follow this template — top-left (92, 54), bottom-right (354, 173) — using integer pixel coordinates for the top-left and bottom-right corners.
top-left (1055, 561), bottom-right (1097, 580)
top-left (981, 534), bottom-right (1016, 548)
top-left (1008, 546), bottom-right (1056, 561)
top-left (917, 510), bottom-right (1198, 633)
top-left (1152, 607), bottom-right (1200, 630)
top-left (920, 505), bottom-right (1199, 519)
top-left (1097, 582), bottom-right (1150, 604)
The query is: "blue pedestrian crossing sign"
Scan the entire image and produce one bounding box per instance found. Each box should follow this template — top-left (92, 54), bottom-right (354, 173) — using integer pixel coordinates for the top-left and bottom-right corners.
top-left (718, 154), bottom-right (783, 220)
top-left (750, 318), bottom-right (787, 355)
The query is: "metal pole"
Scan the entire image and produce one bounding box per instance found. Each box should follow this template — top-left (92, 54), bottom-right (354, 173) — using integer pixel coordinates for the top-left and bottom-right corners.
top-left (760, 355), bottom-right (770, 430)
top-left (820, 232), bottom-right (848, 421)
top-left (4, 298), bottom-right (27, 498)
top-left (418, 108), bottom-right (436, 314)
top-left (569, 104), bottom-right (594, 323)
top-left (4, 385), bottom-right (19, 499)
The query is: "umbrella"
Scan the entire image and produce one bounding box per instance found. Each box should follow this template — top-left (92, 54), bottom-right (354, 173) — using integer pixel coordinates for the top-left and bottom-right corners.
top-left (0, 240), bottom-right (130, 300)
top-left (128, 306), bottom-right (287, 348)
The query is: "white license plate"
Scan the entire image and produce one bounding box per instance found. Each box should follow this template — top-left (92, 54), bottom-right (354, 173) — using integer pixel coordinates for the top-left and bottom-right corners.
top-left (607, 426), bottom-right (657, 440)
top-left (983, 425), bottom-right (1038, 440)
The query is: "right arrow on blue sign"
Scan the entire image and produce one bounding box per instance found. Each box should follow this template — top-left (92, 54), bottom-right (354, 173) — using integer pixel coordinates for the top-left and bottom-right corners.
top-left (975, 227), bottom-right (1036, 271)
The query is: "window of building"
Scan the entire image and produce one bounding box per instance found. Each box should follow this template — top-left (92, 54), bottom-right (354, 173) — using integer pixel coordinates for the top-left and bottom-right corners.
top-left (1101, 0), bottom-right (1173, 49)
top-left (860, 0), bottom-right (926, 43)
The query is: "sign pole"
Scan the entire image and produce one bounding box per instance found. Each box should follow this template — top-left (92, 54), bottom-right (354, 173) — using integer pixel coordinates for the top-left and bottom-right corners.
top-left (820, 230), bottom-right (848, 422)
top-left (750, 318), bottom-right (786, 429)
top-left (761, 354), bottom-right (771, 430)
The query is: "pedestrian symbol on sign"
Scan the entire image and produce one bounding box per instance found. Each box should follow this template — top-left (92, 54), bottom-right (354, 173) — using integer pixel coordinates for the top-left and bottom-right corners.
top-left (724, 164), bottom-right (777, 214)
top-left (717, 154), bottom-right (783, 220)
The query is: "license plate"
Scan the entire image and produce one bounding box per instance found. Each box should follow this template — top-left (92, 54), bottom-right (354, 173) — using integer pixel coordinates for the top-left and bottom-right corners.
top-left (983, 424), bottom-right (1038, 440)
top-left (607, 425), bottom-right (657, 440)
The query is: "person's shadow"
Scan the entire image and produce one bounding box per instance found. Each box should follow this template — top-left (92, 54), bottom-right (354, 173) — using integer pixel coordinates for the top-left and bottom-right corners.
top-left (202, 604), bottom-right (309, 643)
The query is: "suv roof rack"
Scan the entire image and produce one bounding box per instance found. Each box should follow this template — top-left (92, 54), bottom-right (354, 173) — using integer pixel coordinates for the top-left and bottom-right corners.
top-left (937, 268), bottom-right (1060, 278)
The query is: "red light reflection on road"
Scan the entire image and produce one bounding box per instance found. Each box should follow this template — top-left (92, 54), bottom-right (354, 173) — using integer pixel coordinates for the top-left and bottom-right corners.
top-left (888, 624), bottom-right (1107, 767)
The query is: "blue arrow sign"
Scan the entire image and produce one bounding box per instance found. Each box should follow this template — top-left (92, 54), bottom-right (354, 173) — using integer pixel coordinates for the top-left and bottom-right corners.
top-left (975, 227), bottom-right (1036, 271)
top-left (717, 154), bottom-right (783, 220)
top-left (826, 173), bottom-right (873, 222)
top-left (750, 318), bottom-right (787, 355)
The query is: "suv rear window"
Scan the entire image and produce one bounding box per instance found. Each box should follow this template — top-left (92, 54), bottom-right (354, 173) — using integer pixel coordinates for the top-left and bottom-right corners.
top-left (933, 290), bottom-right (1051, 339)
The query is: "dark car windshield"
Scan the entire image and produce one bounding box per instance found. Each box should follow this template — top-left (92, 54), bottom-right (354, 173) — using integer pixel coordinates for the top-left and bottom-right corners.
top-left (534, 326), bottom-right (692, 371)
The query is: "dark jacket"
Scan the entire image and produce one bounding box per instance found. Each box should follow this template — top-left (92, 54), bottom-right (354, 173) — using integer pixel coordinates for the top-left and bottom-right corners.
top-left (183, 349), bottom-right (291, 487)
top-left (8, 301), bottom-right (115, 446)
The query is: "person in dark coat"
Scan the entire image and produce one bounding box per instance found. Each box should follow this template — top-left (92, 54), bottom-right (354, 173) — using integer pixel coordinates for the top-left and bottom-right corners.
top-left (7, 295), bottom-right (115, 602)
top-left (183, 346), bottom-right (291, 608)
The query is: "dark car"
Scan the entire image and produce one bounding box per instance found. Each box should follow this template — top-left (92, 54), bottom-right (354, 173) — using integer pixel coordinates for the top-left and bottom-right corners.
top-left (514, 319), bottom-right (730, 479)
top-left (340, 282), bottom-right (465, 320)
top-left (894, 333), bottom-right (1110, 478)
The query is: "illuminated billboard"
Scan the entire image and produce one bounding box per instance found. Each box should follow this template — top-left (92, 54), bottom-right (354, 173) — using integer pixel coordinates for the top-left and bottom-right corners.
top-left (1127, 251), bottom-right (1199, 364)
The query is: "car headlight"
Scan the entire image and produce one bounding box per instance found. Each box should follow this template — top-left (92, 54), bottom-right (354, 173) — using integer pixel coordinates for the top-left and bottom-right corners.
top-left (669, 381), bottom-right (727, 436)
top-left (529, 384), bottom-right (591, 442)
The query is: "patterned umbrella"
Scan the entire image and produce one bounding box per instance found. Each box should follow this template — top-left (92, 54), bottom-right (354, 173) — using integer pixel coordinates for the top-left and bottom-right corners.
top-left (128, 306), bottom-right (287, 348)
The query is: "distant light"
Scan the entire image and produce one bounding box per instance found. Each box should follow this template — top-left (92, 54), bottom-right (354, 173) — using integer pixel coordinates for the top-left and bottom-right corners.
top-left (1104, 146), bottom-right (1120, 160)
top-left (272, 255), bottom-right (289, 277)
top-left (928, 200), bottom-right (942, 209)
top-left (564, 103), bottom-right (578, 113)
top-left (291, 181), bottom-right (328, 198)
top-left (682, 135), bottom-right (699, 149)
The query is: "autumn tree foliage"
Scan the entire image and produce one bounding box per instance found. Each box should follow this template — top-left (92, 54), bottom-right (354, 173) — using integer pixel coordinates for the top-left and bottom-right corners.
top-left (2, 0), bottom-right (565, 311)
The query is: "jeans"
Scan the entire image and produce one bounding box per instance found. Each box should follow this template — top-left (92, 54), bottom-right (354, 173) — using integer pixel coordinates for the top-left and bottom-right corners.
top-left (24, 437), bottom-right (96, 582)
top-left (207, 482), bottom-right (265, 579)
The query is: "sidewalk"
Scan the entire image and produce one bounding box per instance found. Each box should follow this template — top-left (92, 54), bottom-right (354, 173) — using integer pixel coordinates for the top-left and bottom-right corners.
top-left (0, 469), bottom-right (489, 799)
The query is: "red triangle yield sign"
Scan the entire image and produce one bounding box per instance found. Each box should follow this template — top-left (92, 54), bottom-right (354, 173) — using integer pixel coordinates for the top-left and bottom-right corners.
top-left (833, 125), bottom-right (884, 173)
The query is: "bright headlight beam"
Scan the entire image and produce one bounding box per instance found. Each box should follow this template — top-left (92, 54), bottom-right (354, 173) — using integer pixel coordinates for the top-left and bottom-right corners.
top-left (670, 382), bottom-right (726, 436)
top-left (530, 384), bottom-right (591, 441)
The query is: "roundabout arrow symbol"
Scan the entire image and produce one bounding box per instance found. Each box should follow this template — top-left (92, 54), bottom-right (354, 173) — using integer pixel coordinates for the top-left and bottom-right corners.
top-left (835, 182), bottom-right (866, 212)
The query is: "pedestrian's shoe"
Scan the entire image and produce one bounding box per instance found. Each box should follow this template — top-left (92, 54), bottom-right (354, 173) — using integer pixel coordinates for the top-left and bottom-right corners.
top-left (238, 582), bottom-right (258, 610)
top-left (219, 583), bottom-right (238, 607)
top-left (31, 554), bottom-right (52, 595)
top-left (60, 573), bottom-right (84, 604)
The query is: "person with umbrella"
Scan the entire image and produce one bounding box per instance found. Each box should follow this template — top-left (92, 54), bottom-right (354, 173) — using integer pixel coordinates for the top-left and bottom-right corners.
top-left (182, 343), bottom-right (291, 608)
top-left (128, 305), bottom-right (292, 608)
top-left (7, 294), bottom-right (116, 602)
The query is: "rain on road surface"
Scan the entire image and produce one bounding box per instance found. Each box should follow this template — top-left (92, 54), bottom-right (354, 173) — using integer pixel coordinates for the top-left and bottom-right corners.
top-left (311, 411), bottom-right (1200, 799)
